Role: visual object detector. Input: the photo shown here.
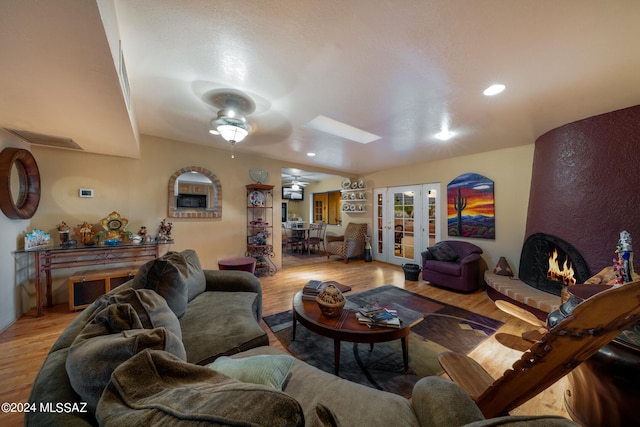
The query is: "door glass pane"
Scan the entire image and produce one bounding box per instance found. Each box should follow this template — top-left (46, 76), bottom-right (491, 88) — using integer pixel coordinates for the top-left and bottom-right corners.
top-left (314, 200), bottom-right (323, 222)
top-left (375, 192), bottom-right (384, 255)
top-left (426, 187), bottom-right (438, 247)
top-left (393, 191), bottom-right (415, 259)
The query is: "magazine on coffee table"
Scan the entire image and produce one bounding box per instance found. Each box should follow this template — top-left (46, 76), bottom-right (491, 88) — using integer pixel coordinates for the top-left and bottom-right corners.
top-left (356, 309), bottom-right (402, 328)
top-left (355, 308), bottom-right (402, 328)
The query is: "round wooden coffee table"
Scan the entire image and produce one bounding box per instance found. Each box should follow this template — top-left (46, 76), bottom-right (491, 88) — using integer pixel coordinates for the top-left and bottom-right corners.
top-left (291, 290), bottom-right (424, 375)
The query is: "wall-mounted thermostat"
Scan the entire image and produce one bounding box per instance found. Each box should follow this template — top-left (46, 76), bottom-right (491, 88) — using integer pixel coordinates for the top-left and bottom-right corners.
top-left (79, 188), bottom-right (94, 198)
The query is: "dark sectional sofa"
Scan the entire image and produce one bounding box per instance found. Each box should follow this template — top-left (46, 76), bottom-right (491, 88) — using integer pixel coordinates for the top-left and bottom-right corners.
top-left (26, 249), bottom-right (578, 426)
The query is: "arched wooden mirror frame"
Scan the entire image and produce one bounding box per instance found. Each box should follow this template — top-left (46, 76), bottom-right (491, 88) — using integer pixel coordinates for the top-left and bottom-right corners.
top-left (168, 166), bottom-right (222, 219)
top-left (0, 148), bottom-right (41, 219)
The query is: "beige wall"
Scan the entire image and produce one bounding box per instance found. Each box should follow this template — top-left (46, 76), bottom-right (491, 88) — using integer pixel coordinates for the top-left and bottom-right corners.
top-left (362, 144), bottom-right (535, 273)
top-left (21, 135), bottom-right (347, 314)
top-left (26, 136), bottom-right (269, 308)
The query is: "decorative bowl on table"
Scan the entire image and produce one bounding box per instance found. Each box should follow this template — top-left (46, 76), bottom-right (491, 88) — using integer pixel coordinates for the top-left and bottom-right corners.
top-left (316, 284), bottom-right (345, 317)
top-left (103, 238), bottom-right (121, 246)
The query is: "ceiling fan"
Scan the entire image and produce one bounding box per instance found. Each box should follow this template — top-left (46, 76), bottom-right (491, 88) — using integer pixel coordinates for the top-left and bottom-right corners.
top-left (201, 87), bottom-right (293, 151)
top-left (207, 89), bottom-right (255, 145)
top-left (282, 174), bottom-right (311, 190)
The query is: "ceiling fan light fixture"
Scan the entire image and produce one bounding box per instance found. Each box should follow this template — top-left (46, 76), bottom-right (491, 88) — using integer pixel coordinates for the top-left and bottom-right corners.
top-left (217, 124), bottom-right (248, 144)
top-left (291, 183), bottom-right (300, 191)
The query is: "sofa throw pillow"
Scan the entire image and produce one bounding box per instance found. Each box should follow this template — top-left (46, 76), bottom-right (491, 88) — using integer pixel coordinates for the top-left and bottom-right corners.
top-left (132, 251), bottom-right (192, 318)
top-left (208, 354), bottom-right (294, 390)
top-left (181, 249), bottom-right (207, 301)
top-left (67, 309), bottom-right (186, 413)
top-left (428, 242), bottom-right (459, 262)
top-left (493, 256), bottom-right (514, 277)
top-left (97, 349), bottom-right (305, 427)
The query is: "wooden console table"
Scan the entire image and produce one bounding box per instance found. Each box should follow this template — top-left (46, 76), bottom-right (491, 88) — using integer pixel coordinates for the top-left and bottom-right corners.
top-left (18, 242), bottom-right (171, 317)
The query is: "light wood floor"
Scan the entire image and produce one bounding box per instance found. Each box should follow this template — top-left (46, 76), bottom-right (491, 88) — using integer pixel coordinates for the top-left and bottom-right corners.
top-left (0, 259), bottom-right (570, 427)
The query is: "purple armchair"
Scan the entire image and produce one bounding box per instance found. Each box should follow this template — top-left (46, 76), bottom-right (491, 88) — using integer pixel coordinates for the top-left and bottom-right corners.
top-left (421, 241), bottom-right (483, 293)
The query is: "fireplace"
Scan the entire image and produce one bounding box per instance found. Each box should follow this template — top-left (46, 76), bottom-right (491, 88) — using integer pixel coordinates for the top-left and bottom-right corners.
top-left (519, 233), bottom-right (591, 296)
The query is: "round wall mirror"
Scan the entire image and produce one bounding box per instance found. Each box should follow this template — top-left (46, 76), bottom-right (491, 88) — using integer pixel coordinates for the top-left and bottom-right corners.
top-left (0, 148), bottom-right (41, 219)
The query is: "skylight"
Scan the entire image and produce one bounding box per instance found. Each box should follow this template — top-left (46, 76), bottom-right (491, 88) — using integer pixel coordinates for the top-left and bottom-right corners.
top-left (305, 115), bottom-right (381, 144)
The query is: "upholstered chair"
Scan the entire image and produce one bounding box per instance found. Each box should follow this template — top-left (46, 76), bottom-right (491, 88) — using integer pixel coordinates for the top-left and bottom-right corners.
top-left (325, 223), bottom-right (368, 263)
top-left (421, 241), bottom-right (484, 292)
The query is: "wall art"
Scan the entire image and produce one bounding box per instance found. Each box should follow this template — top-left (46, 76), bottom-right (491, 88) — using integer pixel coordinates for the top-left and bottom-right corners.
top-left (447, 173), bottom-right (495, 239)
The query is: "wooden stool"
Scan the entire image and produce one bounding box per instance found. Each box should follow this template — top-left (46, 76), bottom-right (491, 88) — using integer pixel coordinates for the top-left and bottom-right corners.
top-left (218, 257), bottom-right (257, 274)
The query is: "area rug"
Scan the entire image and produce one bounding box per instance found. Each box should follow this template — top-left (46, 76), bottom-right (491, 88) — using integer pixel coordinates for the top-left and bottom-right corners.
top-left (263, 284), bottom-right (503, 397)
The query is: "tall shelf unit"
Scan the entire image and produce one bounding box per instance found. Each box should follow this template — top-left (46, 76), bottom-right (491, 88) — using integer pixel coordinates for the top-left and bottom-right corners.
top-left (246, 183), bottom-right (275, 275)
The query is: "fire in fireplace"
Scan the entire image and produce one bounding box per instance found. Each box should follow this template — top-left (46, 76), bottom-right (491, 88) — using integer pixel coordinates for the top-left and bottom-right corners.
top-left (519, 233), bottom-right (590, 296)
top-left (547, 248), bottom-right (576, 286)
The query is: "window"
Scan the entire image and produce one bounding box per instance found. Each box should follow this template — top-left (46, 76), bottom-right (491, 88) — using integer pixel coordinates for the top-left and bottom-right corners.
top-left (312, 191), bottom-right (342, 225)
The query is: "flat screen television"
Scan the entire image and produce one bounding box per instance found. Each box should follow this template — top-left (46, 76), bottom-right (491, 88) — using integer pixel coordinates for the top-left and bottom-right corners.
top-left (282, 187), bottom-right (304, 200)
top-left (176, 194), bottom-right (207, 208)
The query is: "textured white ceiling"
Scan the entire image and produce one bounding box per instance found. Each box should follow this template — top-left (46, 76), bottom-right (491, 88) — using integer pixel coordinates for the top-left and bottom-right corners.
top-left (1, 0), bottom-right (639, 174)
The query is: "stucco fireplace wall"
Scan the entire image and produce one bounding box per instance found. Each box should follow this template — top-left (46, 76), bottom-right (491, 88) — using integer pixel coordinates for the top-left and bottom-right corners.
top-left (525, 104), bottom-right (640, 276)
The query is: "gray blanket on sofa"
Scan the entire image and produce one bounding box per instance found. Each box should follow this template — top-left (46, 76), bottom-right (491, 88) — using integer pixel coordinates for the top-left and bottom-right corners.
top-left (96, 349), bottom-right (306, 426)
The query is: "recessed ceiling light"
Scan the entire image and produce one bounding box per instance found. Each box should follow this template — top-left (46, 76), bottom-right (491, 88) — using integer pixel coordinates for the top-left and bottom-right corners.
top-left (307, 152), bottom-right (316, 157)
top-left (483, 84), bottom-right (506, 96)
top-left (435, 130), bottom-right (454, 141)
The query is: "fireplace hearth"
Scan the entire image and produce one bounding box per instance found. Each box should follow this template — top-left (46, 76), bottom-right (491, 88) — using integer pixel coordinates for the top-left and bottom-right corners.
top-left (519, 233), bottom-right (591, 296)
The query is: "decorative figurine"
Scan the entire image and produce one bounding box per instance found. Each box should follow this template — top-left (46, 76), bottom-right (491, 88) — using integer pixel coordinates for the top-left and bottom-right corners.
top-left (138, 226), bottom-right (152, 243)
top-left (76, 222), bottom-right (95, 246)
top-left (58, 221), bottom-right (70, 244)
top-left (157, 218), bottom-right (173, 242)
top-left (614, 231), bottom-right (634, 285)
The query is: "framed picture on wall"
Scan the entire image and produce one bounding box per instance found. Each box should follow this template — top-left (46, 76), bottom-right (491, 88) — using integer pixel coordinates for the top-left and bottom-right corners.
top-left (447, 173), bottom-right (495, 239)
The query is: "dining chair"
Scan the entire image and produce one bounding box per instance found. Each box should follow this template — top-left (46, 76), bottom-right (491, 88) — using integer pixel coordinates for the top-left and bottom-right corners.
top-left (437, 279), bottom-right (640, 419)
top-left (305, 222), bottom-right (327, 254)
top-left (281, 223), bottom-right (301, 254)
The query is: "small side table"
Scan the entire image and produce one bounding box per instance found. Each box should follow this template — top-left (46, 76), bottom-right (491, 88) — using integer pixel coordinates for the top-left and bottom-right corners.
top-left (218, 257), bottom-right (257, 274)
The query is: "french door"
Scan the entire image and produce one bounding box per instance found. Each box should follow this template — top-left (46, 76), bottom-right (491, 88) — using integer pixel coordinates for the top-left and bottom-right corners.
top-left (374, 184), bottom-right (440, 266)
top-left (422, 184), bottom-right (441, 248)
